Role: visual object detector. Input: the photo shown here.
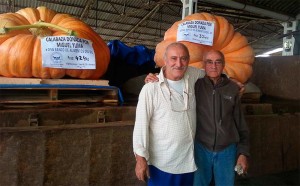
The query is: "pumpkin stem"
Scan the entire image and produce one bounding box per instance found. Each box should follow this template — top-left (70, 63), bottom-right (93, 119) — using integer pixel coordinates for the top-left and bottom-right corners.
top-left (0, 20), bottom-right (76, 36)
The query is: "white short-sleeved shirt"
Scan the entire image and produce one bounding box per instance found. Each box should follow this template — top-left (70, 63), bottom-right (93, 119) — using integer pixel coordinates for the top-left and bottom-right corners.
top-left (133, 66), bottom-right (205, 174)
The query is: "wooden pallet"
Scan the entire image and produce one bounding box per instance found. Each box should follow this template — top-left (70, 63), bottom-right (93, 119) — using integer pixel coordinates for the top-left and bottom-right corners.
top-left (0, 77), bottom-right (109, 86)
top-left (0, 77), bottom-right (121, 104)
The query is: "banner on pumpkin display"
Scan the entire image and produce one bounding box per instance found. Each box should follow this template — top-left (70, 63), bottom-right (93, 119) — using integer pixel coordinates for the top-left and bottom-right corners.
top-left (177, 20), bottom-right (214, 46)
top-left (41, 36), bottom-right (96, 69)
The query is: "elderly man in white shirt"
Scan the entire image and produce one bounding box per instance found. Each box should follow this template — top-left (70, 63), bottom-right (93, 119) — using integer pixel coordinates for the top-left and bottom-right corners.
top-left (133, 42), bottom-right (205, 186)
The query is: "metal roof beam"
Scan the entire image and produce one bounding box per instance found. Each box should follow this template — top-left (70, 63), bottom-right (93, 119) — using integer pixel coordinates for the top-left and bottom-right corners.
top-left (80, 0), bottom-right (96, 20)
top-left (201, 0), bottom-right (296, 21)
top-left (120, 3), bottom-right (162, 41)
top-left (6, 0), bottom-right (14, 12)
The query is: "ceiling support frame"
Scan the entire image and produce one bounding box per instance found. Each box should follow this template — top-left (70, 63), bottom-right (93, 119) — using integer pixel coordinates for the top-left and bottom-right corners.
top-left (6, 0), bottom-right (14, 12)
top-left (181, 0), bottom-right (197, 19)
top-left (80, 0), bottom-right (96, 20)
top-left (120, 3), bottom-right (161, 41)
top-left (282, 20), bottom-right (299, 56)
top-left (200, 0), bottom-right (295, 21)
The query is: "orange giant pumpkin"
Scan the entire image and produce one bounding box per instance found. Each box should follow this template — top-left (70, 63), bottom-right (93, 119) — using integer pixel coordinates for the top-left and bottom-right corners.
top-left (0, 7), bottom-right (110, 79)
top-left (154, 12), bottom-right (254, 83)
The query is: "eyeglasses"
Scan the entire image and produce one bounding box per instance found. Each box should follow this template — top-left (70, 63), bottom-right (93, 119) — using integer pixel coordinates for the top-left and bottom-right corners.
top-left (205, 60), bottom-right (223, 66)
top-left (166, 81), bottom-right (190, 112)
top-left (170, 91), bottom-right (190, 112)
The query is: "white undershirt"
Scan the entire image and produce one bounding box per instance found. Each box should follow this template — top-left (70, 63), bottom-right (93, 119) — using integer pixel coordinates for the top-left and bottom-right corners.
top-left (167, 79), bottom-right (184, 96)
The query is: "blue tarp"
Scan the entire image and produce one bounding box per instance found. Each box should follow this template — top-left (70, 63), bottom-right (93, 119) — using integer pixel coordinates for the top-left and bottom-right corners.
top-left (108, 40), bottom-right (156, 67)
top-left (104, 40), bottom-right (159, 87)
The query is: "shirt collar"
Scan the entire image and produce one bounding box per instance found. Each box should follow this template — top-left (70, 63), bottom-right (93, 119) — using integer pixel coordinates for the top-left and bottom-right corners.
top-left (204, 74), bottom-right (229, 87)
top-left (158, 66), bottom-right (190, 84)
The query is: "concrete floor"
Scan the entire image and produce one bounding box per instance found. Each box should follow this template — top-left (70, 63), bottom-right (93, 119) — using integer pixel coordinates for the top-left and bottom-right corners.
top-left (235, 169), bottom-right (300, 185)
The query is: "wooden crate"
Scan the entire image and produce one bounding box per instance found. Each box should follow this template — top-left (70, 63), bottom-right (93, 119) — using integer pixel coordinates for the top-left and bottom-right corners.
top-left (0, 77), bottom-right (122, 104)
top-left (0, 106), bottom-right (138, 186)
top-left (0, 107), bottom-right (299, 185)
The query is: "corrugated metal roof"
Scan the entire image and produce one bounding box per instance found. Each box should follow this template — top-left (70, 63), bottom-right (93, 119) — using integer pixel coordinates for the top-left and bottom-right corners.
top-left (0, 0), bottom-right (299, 55)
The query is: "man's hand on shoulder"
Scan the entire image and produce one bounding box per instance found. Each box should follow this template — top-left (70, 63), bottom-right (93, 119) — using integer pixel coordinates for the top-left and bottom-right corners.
top-left (230, 78), bottom-right (245, 96)
top-left (145, 73), bottom-right (159, 83)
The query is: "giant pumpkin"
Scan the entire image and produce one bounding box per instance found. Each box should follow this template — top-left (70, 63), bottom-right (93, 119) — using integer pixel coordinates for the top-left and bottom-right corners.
top-left (154, 12), bottom-right (254, 83)
top-left (0, 7), bottom-right (110, 79)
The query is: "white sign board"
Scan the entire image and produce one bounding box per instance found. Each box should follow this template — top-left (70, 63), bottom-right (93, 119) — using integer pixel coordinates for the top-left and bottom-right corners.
top-left (41, 36), bottom-right (96, 69)
top-left (177, 20), bottom-right (215, 46)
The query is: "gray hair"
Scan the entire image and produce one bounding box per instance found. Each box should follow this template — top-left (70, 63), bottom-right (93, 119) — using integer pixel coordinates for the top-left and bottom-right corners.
top-left (163, 42), bottom-right (190, 61)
